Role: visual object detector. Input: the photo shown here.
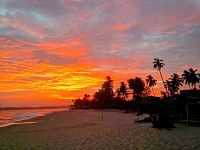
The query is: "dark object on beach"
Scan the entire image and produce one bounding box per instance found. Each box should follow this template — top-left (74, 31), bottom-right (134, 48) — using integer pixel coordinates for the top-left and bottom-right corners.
top-left (151, 99), bottom-right (176, 129)
top-left (152, 111), bottom-right (175, 129)
top-left (178, 90), bottom-right (200, 125)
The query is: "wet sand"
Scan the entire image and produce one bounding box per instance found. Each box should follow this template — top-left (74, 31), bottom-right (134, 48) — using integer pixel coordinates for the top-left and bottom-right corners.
top-left (0, 110), bottom-right (200, 150)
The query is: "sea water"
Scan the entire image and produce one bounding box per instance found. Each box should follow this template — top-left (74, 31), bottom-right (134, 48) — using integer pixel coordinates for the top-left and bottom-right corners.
top-left (0, 108), bottom-right (67, 127)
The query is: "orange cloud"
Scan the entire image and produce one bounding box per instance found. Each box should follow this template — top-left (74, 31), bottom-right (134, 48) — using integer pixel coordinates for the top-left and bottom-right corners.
top-left (111, 24), bottom-right (131, 31)
top-left (1, 0), bottom-right (199, 107)
top-left (35, 37), bottom-right (90, 58)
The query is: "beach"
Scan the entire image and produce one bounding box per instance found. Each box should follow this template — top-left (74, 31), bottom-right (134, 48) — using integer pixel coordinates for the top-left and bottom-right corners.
top-left (0, 110), bottom-right (200, 150)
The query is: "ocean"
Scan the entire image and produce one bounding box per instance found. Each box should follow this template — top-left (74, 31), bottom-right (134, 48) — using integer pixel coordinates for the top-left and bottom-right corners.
top-left (0, 108), bottom-right (67, 128)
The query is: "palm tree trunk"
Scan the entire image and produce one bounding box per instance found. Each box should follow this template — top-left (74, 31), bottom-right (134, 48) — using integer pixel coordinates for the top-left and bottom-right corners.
top-left (159, 70), bottom-right (169, 96)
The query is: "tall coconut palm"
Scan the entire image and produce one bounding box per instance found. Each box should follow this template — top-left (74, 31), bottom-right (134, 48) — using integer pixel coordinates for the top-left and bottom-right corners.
top-left (153, 58), bottom-right (168, 95)
top-left (182, 68), bottom-right (200, 89)
top-left (166, 73), bottom-right (183, 96)
top-left (146, 75), bottom-right (157, 96)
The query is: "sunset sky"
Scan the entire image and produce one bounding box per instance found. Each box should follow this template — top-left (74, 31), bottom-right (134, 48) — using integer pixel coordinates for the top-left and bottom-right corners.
top-left (0, 0), bottom-right (200, 107)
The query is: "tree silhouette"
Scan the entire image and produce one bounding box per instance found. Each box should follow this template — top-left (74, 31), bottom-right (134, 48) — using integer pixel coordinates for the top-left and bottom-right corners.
top-left (83, 94), bottom-right (90, 101)
top-left (146, 75), bottom-right (157, 96)
top-left (169, 73), bottom-right (183, 94)
top-left (119, 81), bottom-right (128, 100)
top-left (153, 58), bottom-right (168, 95)
top-left (182, 69), bottom-right (191, 89)
top-left (94, 89), bottom-right (103, 100)
top-left (143, 86), bottom-right (151, 97)
top-left (116, 88), bottom-right (121, 98)
top-left (166, 73), bottom-right (182, 96)
top-left (128, 78), bottom-right (134, 99)
top-left (182, 70), bottom-right (191, 90)
top-left (94, 76), bottom-right (114, 108)
top-left (128, 77), bottom-right (145, 100)
top-left (182, 68), bottom-right (200, 89)
top-left (102, 76), bottom-right (114, 100)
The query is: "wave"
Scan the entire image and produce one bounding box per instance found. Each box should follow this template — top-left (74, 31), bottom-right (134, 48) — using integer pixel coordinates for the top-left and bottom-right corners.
top-left (0, 108), bottom-right (67, 127)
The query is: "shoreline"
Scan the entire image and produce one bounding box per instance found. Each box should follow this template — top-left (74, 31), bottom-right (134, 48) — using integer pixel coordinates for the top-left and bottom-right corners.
top-left (0, 109), bottom-right (200, 149)
top-left (0, 109), bottom-right (68, 128)
top-left (2, 109), bottom-right (134, 127)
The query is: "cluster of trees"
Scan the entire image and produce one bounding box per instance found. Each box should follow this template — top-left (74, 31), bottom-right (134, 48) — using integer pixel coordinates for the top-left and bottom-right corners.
top-left (73, 58), bottom-right (200, 110)
top-left (153, 58), bottom-right (200, 96)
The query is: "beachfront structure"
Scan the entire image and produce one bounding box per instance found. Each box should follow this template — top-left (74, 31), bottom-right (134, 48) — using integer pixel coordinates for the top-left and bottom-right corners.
top-left (186, 96), bottom-right (200, 125)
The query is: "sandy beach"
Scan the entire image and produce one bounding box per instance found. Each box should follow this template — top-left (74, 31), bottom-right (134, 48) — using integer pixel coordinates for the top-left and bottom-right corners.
top-left (0, 110), bottom-right (200, 150)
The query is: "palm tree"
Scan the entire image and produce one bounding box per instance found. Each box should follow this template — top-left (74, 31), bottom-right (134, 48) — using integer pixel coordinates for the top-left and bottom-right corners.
top-left (153, 58), bottom-right (168, 95)
top-left (128, 77), bottom-right (145, 100)
top-left (188, 68), bottom-right (200, 89)
top-left (146, 75), bottom-right (157, 96)
top-left (182, 70), bottom-right (191, 89)
top-left (170, 73), bottom-right (183, 91)
top-left (119, 81), bottom-right (128, 100)
top-left (102, 76), bottom-right (114, 100)
top-left (166, 73), bottom-right (183, 96)
top-left (182, 68), bottom-right (200, 89)
top-left (94, 76), bottom-right (114, 108)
